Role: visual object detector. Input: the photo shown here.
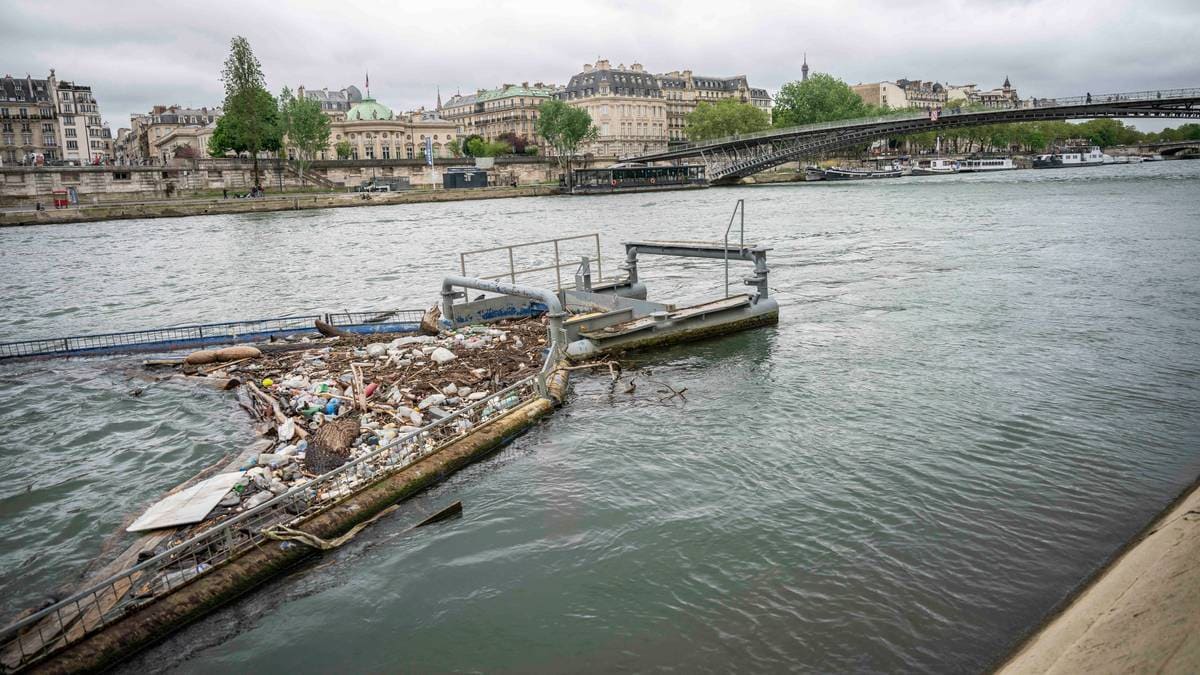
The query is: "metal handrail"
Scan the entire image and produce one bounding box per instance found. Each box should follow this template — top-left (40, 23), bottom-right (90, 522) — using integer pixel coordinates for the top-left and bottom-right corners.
top-left (724, 200), bottom-right (744, 298)
top-left (459, 234), bottom-right (604, 291)
top-left (0, 316), bottom-right (566, 670)
top-left (632, 87), bottom-right (1200, 158)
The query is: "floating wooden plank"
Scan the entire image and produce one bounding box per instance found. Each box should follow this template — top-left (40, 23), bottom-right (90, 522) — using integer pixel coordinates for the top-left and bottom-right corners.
top-left (126, 473), bottom-right (243, 533)
top-left (414, 501), bottom-right (463, 528)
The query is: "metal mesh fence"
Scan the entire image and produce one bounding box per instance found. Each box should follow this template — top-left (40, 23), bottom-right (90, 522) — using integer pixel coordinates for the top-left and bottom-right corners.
top-left (0, 310), bottom-right (429, 362)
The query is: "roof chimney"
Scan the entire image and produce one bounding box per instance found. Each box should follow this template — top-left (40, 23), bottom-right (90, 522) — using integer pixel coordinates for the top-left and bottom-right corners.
top-left (583, 63), bottom-right (593, 72)
top-left (631, 62), bottom-right (644, 72)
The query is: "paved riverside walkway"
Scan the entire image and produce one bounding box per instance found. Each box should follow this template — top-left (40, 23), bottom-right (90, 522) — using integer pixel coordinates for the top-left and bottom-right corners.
top-left (0, 184), bottom-right (559, 226)
top-left (999, 478), bottom-right (1200, 674)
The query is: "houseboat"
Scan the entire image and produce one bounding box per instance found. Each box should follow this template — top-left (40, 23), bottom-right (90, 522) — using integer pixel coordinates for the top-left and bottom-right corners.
top-left (823, 161), bottom-right (904, 180)
top-left (958, 157), bottom-right (1016, 172)
top-left (911, 158), bottom-right (960, 176)
top-left (1032, 145), bottom-right (1113, 169)
top-left (571, 164), bottom-right (708, 194)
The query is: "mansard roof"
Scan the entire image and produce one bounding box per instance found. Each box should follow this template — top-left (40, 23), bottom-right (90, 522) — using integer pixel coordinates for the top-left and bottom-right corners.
top-left (0, 75), bottom-right (52, 103)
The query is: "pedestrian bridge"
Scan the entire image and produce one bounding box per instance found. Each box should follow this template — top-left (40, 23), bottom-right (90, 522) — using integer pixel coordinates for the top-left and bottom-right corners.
top-left (621, 88), bottom-right (1200, 182)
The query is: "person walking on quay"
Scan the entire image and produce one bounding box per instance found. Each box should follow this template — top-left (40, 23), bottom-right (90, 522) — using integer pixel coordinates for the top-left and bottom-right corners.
top-left (223, 188), bottom-right (228, 199)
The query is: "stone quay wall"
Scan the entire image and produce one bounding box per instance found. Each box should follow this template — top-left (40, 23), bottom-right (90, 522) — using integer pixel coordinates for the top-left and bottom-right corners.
top-left (0, 185), bottom-right (561, 227)
top-left (0, 157), bottom-right (566, 207)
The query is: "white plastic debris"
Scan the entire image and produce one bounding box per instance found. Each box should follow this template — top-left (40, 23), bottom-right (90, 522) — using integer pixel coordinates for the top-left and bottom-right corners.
top-left (418, 393), bottom-right (446, 409)
top-left (277, 418), bottom-right (296, 441)
top-left (430, 347), bottom-right (457, 364)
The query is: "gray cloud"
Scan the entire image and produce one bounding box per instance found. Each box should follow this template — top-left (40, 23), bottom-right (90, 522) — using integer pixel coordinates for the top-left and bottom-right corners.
top-left (3, 0), bottom-right (1197, 132)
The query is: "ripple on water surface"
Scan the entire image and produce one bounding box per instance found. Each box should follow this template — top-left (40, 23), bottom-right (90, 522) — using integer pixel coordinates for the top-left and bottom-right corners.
top-left (1, 163), bottom-right (1199, 672)
top-left (0, 359), bottom-right (256, 619)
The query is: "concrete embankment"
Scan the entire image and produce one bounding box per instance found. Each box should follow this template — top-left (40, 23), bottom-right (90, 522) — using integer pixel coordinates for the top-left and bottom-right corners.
top-left (0, 185), bottom-right (559, 227)
top-left (998, 475), bottom-right (1200, 673)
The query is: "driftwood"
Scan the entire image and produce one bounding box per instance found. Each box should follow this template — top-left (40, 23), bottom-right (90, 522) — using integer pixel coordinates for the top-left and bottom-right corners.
top-left (246, 383), bottom-right (309, 440)
top-left (315, 319), bottom-right (354, 338)
top-left (304, 412), bottom-right (360, 473)
top-left (419, 304), bottom-right (441, 336)
top-left (169, 374), bottom-right (240, 390)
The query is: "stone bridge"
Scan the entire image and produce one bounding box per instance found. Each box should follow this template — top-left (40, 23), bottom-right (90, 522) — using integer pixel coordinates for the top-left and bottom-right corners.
top-left (1110, 139), bottom-right (1200, 157)
top-left (622, 88), bottom-right (1200, 182)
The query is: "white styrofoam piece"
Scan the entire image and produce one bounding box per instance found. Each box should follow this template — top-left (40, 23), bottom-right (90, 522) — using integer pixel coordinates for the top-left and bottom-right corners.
top-left (126, 472), bottom-right (244, 532)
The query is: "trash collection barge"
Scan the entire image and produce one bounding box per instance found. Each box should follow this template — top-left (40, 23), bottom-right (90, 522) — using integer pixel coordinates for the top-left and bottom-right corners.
top-left (1, 204), bottom-right (779, 672)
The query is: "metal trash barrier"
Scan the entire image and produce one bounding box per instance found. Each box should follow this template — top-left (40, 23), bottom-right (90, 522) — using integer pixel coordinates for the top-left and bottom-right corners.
top-left (0, 310), bottom-right (427, 362)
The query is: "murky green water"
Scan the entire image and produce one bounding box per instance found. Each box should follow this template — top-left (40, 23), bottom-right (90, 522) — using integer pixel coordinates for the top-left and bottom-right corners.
top-left (3, 162), bottom-right (1200, 672)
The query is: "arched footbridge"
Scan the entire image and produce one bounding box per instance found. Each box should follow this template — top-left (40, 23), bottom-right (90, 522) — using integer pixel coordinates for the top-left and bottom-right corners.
top-left (621, 88), bottom-right (1200, 183)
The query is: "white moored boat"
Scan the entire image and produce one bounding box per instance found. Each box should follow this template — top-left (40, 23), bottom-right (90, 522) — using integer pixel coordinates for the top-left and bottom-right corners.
top-left (911, 158), bottom-right (960, 176)
top-left (1032, 145), bottom-right (1113, 169)
top-left (958, 157), bottom-right (1015, 172)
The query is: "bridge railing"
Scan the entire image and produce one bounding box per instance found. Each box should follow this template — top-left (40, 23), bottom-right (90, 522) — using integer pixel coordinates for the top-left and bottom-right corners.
top-left (633, 87), bottom-right (1200, 159)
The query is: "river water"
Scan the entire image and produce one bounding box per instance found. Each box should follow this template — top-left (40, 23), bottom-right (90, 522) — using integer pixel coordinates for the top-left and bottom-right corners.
top-left (2, 162), bottom-right (1199, 672)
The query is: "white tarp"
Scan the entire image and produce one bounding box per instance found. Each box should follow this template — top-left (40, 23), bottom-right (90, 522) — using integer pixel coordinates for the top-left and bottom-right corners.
top-left (126, 472), bottom-right (244, 532)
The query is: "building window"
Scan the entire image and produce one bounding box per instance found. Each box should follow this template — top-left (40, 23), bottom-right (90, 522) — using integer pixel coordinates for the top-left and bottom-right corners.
top-left (365, 145), bottom-right (374, 159)
top-left (113, 171), bottom-right (130, 180)
top-left (65, 128), bottom-right (77, 138)
top-left (382, 146), bottom-right (390, 159)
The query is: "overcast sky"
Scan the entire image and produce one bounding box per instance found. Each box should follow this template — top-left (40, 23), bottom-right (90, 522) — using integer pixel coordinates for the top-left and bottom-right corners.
top-left (4, 0), bottom-right (1198, 131)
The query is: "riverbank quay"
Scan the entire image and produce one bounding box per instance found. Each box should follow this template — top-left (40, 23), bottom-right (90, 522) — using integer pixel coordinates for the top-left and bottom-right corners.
top-left (998, 475), bottom-right (1200, 673)
top-left (0, 184), bottom-right (559, 227)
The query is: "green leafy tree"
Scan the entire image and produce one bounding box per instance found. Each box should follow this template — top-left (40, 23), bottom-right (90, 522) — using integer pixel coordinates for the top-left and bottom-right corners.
top-left (335, 140), bottom-right (352, 159)
top-left (1154, 123), bottom-right (1200, 142)
top-left (684, 98), bottom-right (770, 141)
top-left (446, 138), bottom-right (463, 157)
top-left (465, 137), bottom-right (512, 157)
top-left (772, 73), bottom-right (879, 127)
top-left (535, 99), bottom-right (597, 188)
top-left (458, 134), bottom-right (484, 157)
top-left (208, 36), bottom-right (282, 184)
top-left (279, 86), bottom-right (331, 187)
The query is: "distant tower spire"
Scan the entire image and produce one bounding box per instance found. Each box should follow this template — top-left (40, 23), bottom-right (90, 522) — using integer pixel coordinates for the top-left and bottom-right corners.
top-left (437, 85), bottom-right (442, 110)
top-left (1003, 75), bottom-right (1011, 89)
top-left (802, 53), bottom-right (809, 82)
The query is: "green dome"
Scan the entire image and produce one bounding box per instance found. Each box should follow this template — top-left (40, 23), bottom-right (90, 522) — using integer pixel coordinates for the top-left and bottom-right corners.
top-left (346, 98), bottom-right (394, 121)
